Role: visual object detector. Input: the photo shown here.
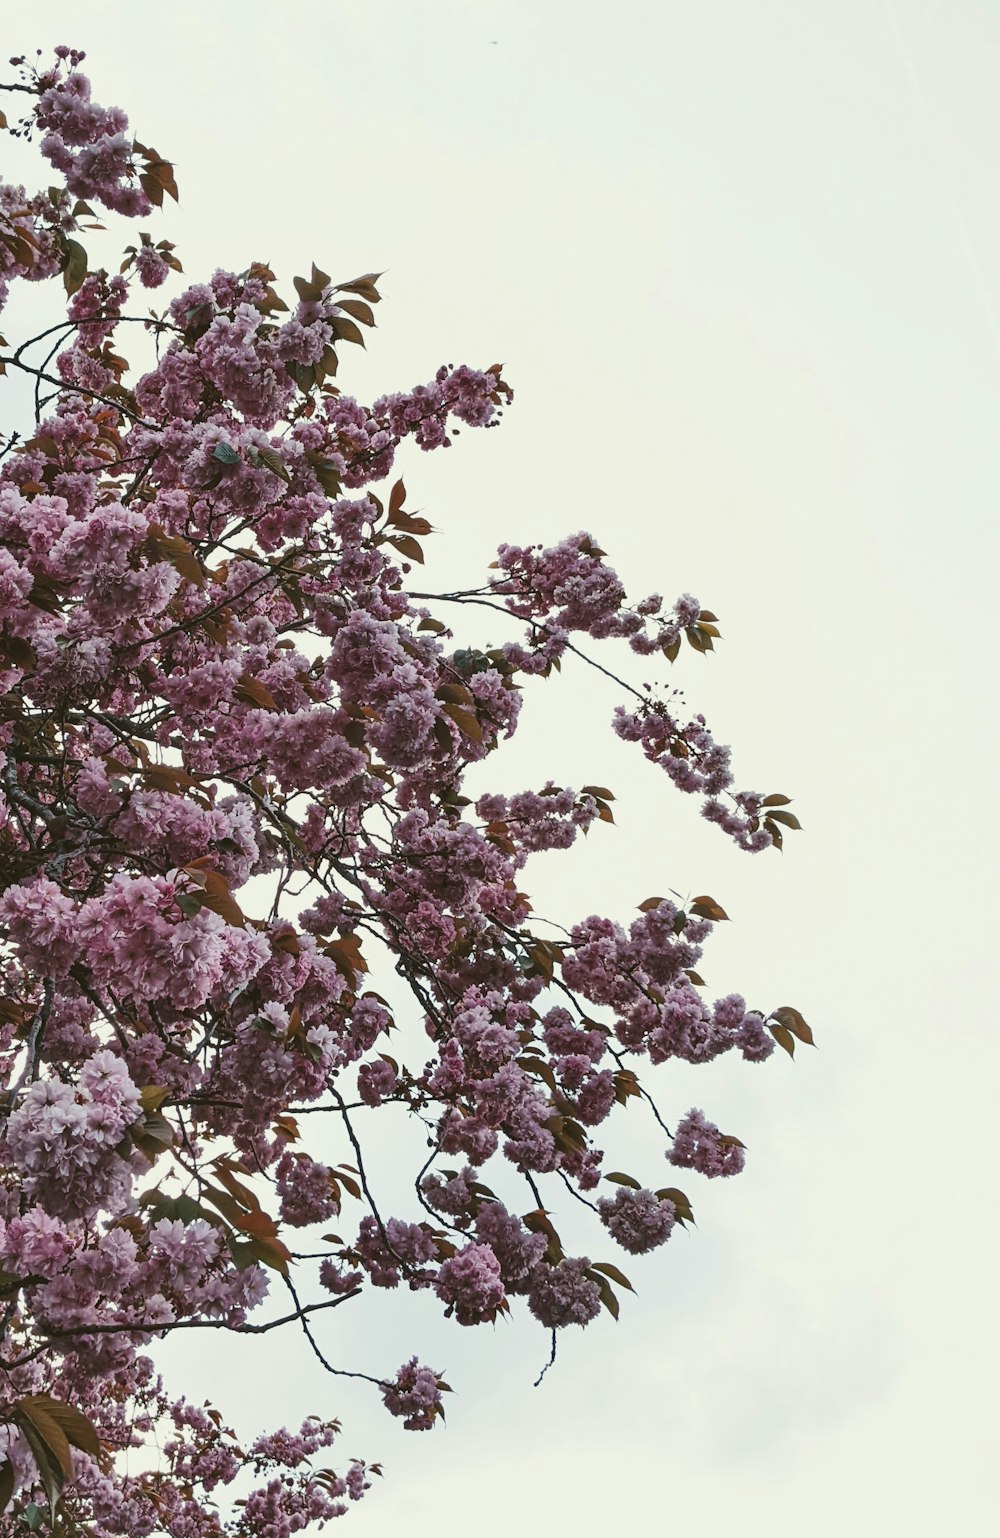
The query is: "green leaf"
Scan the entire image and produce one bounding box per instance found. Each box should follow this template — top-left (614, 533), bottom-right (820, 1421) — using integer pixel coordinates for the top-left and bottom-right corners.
top-left (144, 1192), bottom-right (222, 1230)
top-left (212, 442), bottom-right (240, 464)
top-left (61, 238), bottom-right (88, 296)
top-left (604, 1171), bottom-right (641, 1189)
top-left (226, 1235), bottom-right (258, 1272)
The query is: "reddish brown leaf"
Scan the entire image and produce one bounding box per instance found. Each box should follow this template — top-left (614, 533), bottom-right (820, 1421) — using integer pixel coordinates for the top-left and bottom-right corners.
top-left (656, 1187), bottom-right (694, 1224)
top-left (590, 1271), bottom-right (620, 1319)
top-left (235, 673), bottom-right (279, 712)
top-left (771, 1006), bottom-right (814, 1045)
top-left (766, 808), bottom-right (802, 830)
top-left (17, 1399), bottom-right (73, 1478)
top-left (386, 533), bottom-right (424, 564)
top-left (331, 316), bottom-right (366, 348)
top-left (335, 297), bottom-right (376, 327)
top-left (15, 1418), bottom-right (65, 1517)
top-left (147, 526), bottom-right (205, 587)
top-left (254, 445), bottom-right (291, 483)
top-left (591, 1260), bottom-right (635, 1291)
top-left (246, 1234), bottom-right (292, 1275)
top-left (187, 869), bottom-right (246, 929)
top-left (21, 1396), bottom-right (100, 1461)
top-left (325, 933), bottom-right (368, 981)
top-left (142, 764), bottom-right (198, 794)
top-left (442, 703), bottom-right (483, 743)
top-left (0, 1459), bottom-right (13, 1514)
top-left (769, 1022), bottom-right (796, 1056)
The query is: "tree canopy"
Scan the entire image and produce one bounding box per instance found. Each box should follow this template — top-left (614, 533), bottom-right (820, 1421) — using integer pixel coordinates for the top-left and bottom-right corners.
top-left (0, 48), bottom-right (808, 1535)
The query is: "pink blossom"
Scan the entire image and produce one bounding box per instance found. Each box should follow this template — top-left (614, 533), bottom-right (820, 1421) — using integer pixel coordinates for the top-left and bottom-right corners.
top-left (668, 1109), bottom-right (747, 1178)
top-left (527, 1258), bottom-right (602, 1329)
top-left (381, 1359), bottom-right (445, 1431)
top-left (434, 1242), bottom-right (505, 1325)
top-left (597, 1186), bottom-right (677, 1254)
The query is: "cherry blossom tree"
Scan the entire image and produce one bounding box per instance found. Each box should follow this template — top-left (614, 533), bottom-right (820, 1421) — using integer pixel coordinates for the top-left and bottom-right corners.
top-left (0, 48), bottom-right (811, 1536)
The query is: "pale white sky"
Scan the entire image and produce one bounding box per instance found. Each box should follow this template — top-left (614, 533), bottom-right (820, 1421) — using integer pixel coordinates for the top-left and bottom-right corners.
top-left (5, 2), bottom-right (999, 1533)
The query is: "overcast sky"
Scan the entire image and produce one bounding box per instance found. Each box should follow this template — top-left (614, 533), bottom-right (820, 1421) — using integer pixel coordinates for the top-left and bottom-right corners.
top-left (6, 2), bottom-right (1000, 1533)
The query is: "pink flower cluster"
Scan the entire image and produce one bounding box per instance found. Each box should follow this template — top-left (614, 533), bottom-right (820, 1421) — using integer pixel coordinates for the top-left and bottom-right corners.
top-left (381, 1358), bottom-right (445, 1431)
top-left (668, 1109), bottom-right (747, 1178)
top-left (434, 1241), bottom-right (505, 1325)
top-left (275, 1152), bottom-right (340, 1227)
top-left (493, 532), bottom-right (696, 657)
top-left (527, 1257), bottom-right (602, 1329)
top-left (4, 1050), bottom-right (140, 1220)
top-left (34, 54), bottom-right (152, 215)
top-left (597, 1186), bottom-right (677, 1254)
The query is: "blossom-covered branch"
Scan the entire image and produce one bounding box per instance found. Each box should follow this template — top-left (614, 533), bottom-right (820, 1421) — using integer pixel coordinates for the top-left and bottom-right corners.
top-left (0, 45), bottom-right (810, 1536)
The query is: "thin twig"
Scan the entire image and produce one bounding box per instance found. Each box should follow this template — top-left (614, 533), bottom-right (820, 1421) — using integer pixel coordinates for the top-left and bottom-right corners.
top-left (0, 351), bottom-right (153, 425)
top-left (281, 1273), bottom-right (384, 1387)
top-left (533, 1330), bottom-right (557, 1388)
top-left (3, 1290), bottom-right (362, 1371)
